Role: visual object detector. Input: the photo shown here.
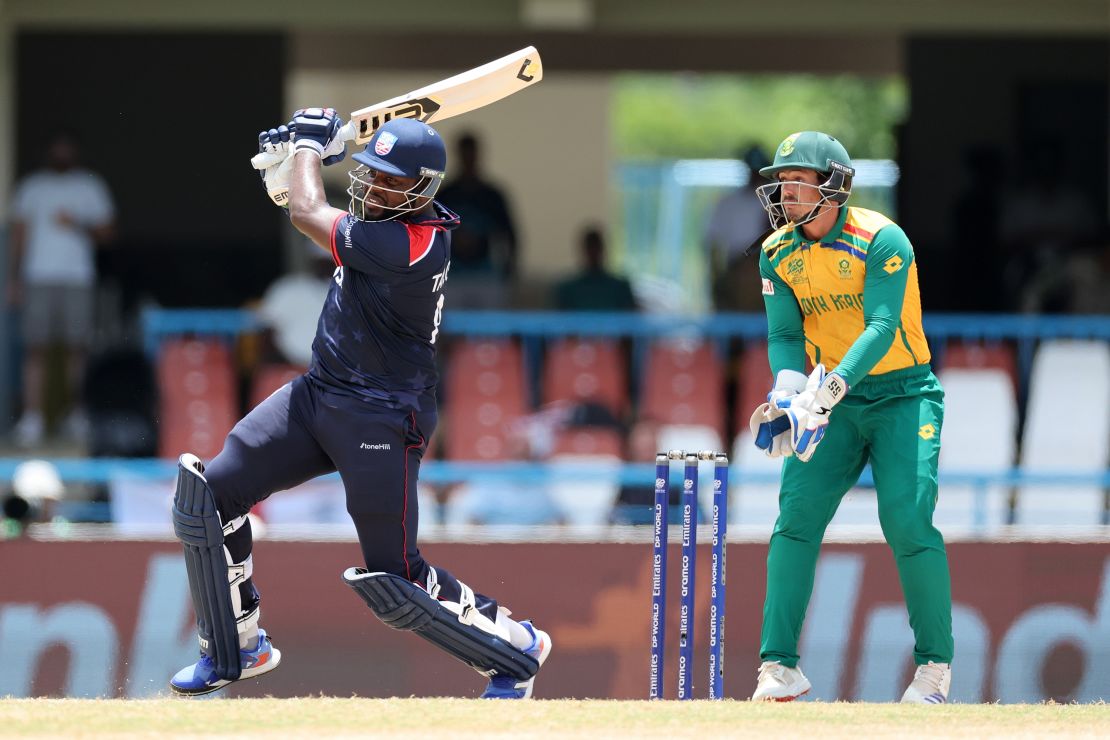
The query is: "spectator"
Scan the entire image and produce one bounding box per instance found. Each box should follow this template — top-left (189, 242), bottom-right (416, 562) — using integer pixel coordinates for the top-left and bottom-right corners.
top-left (255, 242), bottom-right (335, 367)
top-left (704, 145), bottom-right (772, 312)
top-left (554, 225), bottom-right (638, 311)
top-left (1, 459), bottom-right (65, 538)
top-left (437, 132), bottom-right (518, 308)
top-left (7, 134), bottom-right (115, 447)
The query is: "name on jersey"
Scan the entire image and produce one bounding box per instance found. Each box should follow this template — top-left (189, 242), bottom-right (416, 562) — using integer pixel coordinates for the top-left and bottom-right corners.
top-left (799, 291), bottom-right (865, 317)
top-left (432, 261), bottom-right (451, 292)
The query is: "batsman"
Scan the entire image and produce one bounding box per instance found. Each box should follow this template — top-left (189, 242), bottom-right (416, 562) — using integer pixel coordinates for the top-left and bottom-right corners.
top-left (168, 110), bottom-right (550, 699)
top-left (747, 131), bottom-right (953, 703)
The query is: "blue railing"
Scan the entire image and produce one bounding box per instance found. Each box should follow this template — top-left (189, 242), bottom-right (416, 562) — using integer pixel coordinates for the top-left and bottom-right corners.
top-left (142, 308), bottom-right (1110, 404)
top-left (1, 457), bottom-right (1107, 488)
top-left (143, 308), bottom-right (1110, 350)
top-left (1, 456), bottom-right (1106, 530)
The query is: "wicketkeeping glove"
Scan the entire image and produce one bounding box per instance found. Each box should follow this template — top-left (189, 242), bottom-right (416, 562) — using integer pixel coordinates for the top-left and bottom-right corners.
top-left (291, 107), bottom-right (344, 160)
top-left (750, 369), bottom-right (807, 459)
top-left (776, 364), bottom-right (849, 463)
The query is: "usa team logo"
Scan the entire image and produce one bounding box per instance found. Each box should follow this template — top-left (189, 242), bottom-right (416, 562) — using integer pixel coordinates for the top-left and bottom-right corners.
top-left (375, 131), bottom-right (398, 156)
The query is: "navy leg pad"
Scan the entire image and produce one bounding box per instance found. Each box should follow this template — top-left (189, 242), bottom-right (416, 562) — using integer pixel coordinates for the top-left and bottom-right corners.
top-left (342, 568), bottom-right (539, 682)
top-left (173, 456), bottom-right (241, 681)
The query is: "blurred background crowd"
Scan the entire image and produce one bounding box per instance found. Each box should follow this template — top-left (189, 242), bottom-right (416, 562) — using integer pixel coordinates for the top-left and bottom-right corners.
top-left (0, 1), bottom-right (1107, 535)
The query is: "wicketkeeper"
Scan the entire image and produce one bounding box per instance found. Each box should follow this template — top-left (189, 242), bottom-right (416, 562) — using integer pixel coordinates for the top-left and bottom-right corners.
top-left (748, 131), bottom-right (953, 703)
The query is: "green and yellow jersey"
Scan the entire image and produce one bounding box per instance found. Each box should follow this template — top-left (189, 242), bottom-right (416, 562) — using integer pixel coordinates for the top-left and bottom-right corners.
top-left (758, 206), bottom-right (930, 386)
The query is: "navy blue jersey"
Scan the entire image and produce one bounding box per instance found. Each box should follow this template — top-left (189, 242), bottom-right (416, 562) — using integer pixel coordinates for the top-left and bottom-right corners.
top-left (308, 202), bottom-right (460, 411)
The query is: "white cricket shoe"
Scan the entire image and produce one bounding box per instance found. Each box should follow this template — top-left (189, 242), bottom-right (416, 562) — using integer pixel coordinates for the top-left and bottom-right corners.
top-left (901, 661), bottom-right (951, 704)
top-left (751, 660), bottom-right (811, 701)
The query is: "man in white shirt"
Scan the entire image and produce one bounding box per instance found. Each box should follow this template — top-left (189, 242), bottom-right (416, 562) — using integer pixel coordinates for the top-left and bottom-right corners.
top-left (7, 135), bottom-right (115, 447)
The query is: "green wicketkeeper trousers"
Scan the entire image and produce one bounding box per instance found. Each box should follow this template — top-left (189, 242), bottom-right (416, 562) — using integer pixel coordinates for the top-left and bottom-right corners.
top-left (760, 365), bottom-right (954, 667)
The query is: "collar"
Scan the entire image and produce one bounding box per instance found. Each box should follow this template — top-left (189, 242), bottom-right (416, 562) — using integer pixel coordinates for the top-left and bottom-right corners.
top-left (796, 206), bottom-right (848, 245)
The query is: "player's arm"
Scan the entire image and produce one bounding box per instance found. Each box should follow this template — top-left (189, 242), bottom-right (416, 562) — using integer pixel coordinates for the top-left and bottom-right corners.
top-left (286, 108), bottom-right (348, 254)
top-left (288, 150), bottom-right (346, 254)
top-left (832, 225), bottom-right (914, 386)
top-left (760, 249), bottom-right (806, 377)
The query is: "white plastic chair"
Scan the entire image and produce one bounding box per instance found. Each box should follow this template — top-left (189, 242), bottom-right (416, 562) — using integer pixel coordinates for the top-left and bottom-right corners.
top-left (730, 431), bottom-right (783, 530)
top-left (829, 484), bottom-right (879, 528)
top-left (1014, 340), bottom-right (1110, 526)
top-left (546, 453), bottom-right (623, 526)
top-left (935, 368), bottom-right (1017, 533)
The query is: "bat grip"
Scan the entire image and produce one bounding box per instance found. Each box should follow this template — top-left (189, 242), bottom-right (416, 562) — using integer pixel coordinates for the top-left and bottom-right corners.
top-left (250, 121), bottom-right (357, 170)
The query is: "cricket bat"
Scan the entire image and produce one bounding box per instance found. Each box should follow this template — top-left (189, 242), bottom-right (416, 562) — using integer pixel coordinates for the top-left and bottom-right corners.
top-left (251, 46), bottom-right (543, 170)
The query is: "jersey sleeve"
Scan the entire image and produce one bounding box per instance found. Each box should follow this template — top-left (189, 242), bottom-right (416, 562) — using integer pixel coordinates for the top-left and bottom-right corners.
top-left (833, 224), bottom-right (914, 385)
top-left (331, 214), bottom-right (442, 279)
top-left (759, 248), bottom-right (806, 378)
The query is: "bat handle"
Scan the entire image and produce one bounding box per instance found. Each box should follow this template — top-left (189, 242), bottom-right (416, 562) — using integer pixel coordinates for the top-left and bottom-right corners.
top-left (250, 121), bottom-right (358, 170)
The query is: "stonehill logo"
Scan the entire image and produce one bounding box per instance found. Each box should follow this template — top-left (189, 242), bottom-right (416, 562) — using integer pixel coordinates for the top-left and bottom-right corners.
top-left (360, 442), bottom-right (391, 450)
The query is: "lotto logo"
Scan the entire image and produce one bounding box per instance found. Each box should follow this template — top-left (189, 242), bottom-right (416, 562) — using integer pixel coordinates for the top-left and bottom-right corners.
top-left (684, 479), bottom-right (693, 490)
top-left (655, 478), bottom-right (666, 490)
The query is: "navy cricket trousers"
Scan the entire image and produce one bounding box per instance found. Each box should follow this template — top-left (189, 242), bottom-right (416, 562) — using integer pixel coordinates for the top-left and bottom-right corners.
top-left (203, 374), bottom-right (498, 619)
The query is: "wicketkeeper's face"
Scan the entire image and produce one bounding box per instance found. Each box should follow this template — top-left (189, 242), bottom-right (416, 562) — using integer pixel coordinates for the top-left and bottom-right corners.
top-left (776, 169), bottom-right (824, 220)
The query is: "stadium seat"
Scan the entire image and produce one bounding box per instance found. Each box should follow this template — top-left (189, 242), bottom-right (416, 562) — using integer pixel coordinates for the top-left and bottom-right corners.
top-left (935, 368), bottom-right (1016, 533)
top-left (729, 431), bottom-right (783, 530)
top-left (640, 338), bottom-right (726, 437)
top-left (941, 341), bottom-right (1019, 395)
top-left (551, 427), bottom-right (624, 457)
top-left (547, 453), bottom-right (623, 526)
top-left (828, 484), bottom-right (880, 529)
top-left (1014, 340), bottom-right (1110, 527)
top-left (542, 338), bottom-right (629, 419)
top-left (441, 479), bottom-right (562, 525)
top-left (157, 339), bottom-right (238, 461)
top-left (735, 341), bottom-right (774, 438)
top-left (443, 339), bottom-right (528, 461)
top-left (249, 363), bottom-right (306, 410)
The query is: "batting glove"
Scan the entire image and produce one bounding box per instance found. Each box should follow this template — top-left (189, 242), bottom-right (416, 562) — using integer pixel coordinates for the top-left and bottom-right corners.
top-left (258, 126), bottom-right (294, 208)
top-left (290, 107), bottom-right (343, 159)
top-left (750, 369), bottom-right (807, 458)
top-left (776, 364), bottom-right (849, 463)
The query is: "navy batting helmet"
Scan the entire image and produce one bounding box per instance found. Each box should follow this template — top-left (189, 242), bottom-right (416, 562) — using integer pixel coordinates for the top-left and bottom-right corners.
top-left (348, 118), bottom-right (447, 221)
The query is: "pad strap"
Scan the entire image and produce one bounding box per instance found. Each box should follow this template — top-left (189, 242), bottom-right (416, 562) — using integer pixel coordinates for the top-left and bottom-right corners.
top-left (343, 568), bottom-right (537, 681)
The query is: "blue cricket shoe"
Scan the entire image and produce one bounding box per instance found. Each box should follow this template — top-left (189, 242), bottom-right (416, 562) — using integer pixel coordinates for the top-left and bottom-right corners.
top-left (170, 628), bottom-right (282, 696)
top-left (480, 621), bottom-right (552, 699)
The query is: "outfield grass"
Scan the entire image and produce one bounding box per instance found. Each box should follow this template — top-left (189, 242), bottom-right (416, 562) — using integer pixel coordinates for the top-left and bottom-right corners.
top-left (1, 698), bottom-right (1107, 738)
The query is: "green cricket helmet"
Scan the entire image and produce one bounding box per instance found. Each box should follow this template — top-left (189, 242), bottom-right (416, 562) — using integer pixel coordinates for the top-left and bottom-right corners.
top-left (755, 131), bottom-right (856, 229)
